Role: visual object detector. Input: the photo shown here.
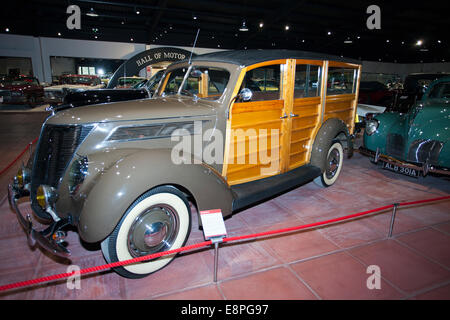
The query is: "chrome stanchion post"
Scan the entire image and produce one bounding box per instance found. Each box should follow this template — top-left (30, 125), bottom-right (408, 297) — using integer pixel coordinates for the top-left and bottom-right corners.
top-left (211, 237), bottom-right (223, 283)
top-left (388, 203), bottom-right (399, 238)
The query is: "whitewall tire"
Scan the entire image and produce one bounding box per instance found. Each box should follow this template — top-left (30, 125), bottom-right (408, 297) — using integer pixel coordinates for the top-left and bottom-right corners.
top-left (101, 186), bottom-right (191, 278)
top-left (314, 140), bottom-right (344, 188)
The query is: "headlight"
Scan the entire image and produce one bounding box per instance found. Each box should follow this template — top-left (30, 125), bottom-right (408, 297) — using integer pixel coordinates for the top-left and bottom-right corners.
top-left (365, 119), bottom-right (379, 136)
top-left (107, 121), bottom-right (202, 142)
top-left (68, 155), bottom-right (89, 194)
top-left (16, 166), bottom-right (31, 188)
top-left (36, 185), bottom-right (58, 209)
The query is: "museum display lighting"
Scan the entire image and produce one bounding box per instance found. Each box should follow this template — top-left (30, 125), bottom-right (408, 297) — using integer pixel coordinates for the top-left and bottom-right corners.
top-left (239, 20), bottom-right (249, 32)
top-left (86, 8), bottom-right (99, 17)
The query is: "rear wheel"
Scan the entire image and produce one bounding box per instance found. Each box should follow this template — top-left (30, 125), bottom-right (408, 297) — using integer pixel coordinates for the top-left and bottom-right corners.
top-left (314, 140), bottom-right (344, 187)
top-left (101, 186), bottom-right (191, 278)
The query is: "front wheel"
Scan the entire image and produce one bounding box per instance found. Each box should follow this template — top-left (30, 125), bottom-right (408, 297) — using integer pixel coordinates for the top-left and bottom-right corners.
top-left (314, 140), bottom-right (344, 188)
top-left (101, 186), bottom-right (191, 278)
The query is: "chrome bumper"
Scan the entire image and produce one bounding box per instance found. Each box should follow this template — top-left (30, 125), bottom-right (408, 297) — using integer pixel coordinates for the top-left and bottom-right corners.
top-left (359, 147), bottom-right (450, 176)
top-left (8, 184), bottom-right (71, 258)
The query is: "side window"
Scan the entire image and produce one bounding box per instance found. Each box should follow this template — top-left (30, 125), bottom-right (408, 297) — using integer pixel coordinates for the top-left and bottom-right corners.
top-left (327, 67), bottom-right (356, 95)
top-left (428, 82), bottom-right (450, 99)
top-left (240, 64), bottom-right (282, 102)
top-left (163, 68), bottom-right (187, 95)
top-left (294, 65), bottom-right (321, 98)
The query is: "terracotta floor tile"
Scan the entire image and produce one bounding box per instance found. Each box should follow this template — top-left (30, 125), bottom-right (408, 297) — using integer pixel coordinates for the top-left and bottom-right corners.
top-left (238, 201), bottom-right (301, 230)
top-left (0, 268), bottom-right (38, 300)
top-left (396, 228), bottom-right (450, 268)
top-left (410, 284), bottom-right (450, 300)
top-left (0, 233), bottom-right (42, 275)
top-left (433, 222), bottom-right (450, 235)
top-left (291, 251), bottom-right (404, 299)
top-left (206, 238), bottom-right (281, 281)
top-left (122, 248), bottom-right (213, 299)
top-left (402, 202), bottom-right (450, 226)
top-left (363, 209), bottom-right (428, 237)
top-left (256, 224), bottom-right (339, 263)
top-left (27, 254), bottom-right (125, 300)
top-left (349, 239), bottom-right (450, 294)
top-left (219, 267), bottom-right (317, 300)
top-left (157, 284), bottom-right (223, 300)
top-left (318, 219), bottom-right (385, 248)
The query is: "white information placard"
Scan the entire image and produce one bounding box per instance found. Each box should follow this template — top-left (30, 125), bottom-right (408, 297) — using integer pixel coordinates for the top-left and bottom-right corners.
top-left (199, 209), bottom-right (227, 240)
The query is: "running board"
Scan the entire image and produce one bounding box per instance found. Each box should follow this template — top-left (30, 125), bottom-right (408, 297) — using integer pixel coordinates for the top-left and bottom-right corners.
top-left (231, 165), bottom-right (321, 212)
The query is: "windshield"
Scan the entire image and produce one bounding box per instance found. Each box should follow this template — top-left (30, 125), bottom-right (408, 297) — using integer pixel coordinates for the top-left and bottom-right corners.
top-left (159, 66), bottom-right (230, 100)
top-left (118, 78), bottom-right (144, 86)
top-left (60, 76), bottom-right (96, 85)
top-left (427, 81), bottom-right (450, 99)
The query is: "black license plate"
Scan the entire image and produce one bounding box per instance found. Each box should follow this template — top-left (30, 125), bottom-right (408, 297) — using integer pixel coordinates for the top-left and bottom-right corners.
top-left (381, 161), bottom-right (419, 178)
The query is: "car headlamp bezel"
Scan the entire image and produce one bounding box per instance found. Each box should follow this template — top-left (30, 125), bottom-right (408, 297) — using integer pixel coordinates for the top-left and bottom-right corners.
top-left (68, 155), bottom-right (89, 194)
top-left (36, 185), bottom-right (58, 209)
top-left (365, 119), bottom-right (379, 136)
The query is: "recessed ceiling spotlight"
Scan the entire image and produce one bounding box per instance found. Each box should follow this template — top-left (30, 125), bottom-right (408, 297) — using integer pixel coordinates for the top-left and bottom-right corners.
top-left (285, 25), bottom-right (290, 31)
top-left (259, 22), bottom-right (264, 28)
top-left (136, 9), bottom-right (140, 15)
top-left (5, 28), bottom-right (10, 32)
top-left (130, 38), bottom-right (134, 42)
top-left (192, 14), bottom-right (197, 20)
top-left (344, 39), bottom-right (353, 44)
top-left (327, 31), bottom-right (332, 35)
top-left (94, 35), bottom-right (98, 39)
top-left (437, 40), bottom-right (442, 43)
top-left (357, 36), bottom-right (360, 39)
top-left (386, 39), bottom-right (390, 43)
top-left (57, 32), bottom-right (61, 36)
top-left (239, 20), bottom-right (249, 32)
top-left (401, 41), bottom-right (405, 45)
top-left (416, 40), bottom-right (423, 46)
top-left (121, 21), bottom-right (125, 25)
top-left (86, 8), bottom-right (99, 17)
top-left (302, 39), bottom-right (305, 43)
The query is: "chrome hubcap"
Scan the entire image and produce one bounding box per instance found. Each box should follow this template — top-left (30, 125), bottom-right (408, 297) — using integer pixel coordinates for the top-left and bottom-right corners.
top-left (127, 204), bottom-right (179, 258)
top-left (326, 148), bottom-right (341, 180)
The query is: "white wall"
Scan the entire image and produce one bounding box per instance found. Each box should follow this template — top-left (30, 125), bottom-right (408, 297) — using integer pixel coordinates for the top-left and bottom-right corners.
top-left (1, 33), bottom-right (449, 83)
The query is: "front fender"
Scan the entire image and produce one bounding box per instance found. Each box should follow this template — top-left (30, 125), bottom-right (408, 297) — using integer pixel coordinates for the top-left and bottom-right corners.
top-left (363, 112), bottom-right (405, 152)
top-left (78, 148), bottom-right (233, 243)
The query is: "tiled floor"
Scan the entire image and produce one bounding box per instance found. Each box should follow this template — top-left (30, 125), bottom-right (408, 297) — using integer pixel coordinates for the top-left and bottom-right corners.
top-left (0, 111), bottom-right (449, 300)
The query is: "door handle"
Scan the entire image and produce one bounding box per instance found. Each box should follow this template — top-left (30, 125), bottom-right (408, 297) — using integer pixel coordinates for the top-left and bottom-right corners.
top-left (290, 113), bottom-right (299, 118)
top-left (280, 113), bottom-right (288, 119)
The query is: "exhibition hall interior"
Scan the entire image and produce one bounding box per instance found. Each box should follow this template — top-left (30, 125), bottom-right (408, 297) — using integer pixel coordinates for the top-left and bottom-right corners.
top-left (0, 0), bottom-right (449, 303)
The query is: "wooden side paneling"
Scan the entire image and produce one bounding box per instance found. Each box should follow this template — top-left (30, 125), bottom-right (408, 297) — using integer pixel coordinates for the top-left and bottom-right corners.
top-left (324, 93), bottom-right (356, 129)
top-left (226, 99), bottom-right (284, 185)
top-left (287, 96), bottom-right (321, 170)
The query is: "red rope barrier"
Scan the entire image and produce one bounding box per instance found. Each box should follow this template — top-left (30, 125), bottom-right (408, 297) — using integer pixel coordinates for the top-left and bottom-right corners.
top-left (0, 137), bottom-right (38, 176)
top-left (0, 194), bottom-right (448, 292)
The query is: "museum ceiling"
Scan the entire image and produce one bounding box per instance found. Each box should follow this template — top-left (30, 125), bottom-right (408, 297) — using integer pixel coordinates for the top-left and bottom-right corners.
top-left (2, 0), bottom-right (449, 63)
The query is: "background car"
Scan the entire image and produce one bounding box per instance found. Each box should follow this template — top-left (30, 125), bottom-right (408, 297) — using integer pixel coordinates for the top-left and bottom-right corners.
top-left (0, 76), bottom-right (44, 107)
top-left (361, 76), bottom-right (450, 177)
top-left (54, 70), bottom-right (165, 111)
top-left (393, 72), bottom-right (450, 113)
top-left (44, 74), bottom-right (104, 104)
top-left (358, 81), bottom-right (395, 108)
top-left (115, 76), bottom-right (146, 88)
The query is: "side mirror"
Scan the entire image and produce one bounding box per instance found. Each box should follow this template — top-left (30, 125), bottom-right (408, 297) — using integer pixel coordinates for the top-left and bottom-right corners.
top-left (239, 88), bottom-right (253, 102)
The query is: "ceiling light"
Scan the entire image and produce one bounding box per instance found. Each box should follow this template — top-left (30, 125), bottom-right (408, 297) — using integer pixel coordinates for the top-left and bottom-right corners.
top-left (416, 40), bottom-right (423, 46)
top-left (285, 25), bottom-right (290, 31)
top-left (239, 21), bottom-right (249, 32)
top-left (135, 8), bottom-right (140, 15)
top-left (327, 31), bottom-right (332, 35)
top-left (130, 38), bottom-right (134, 42)
top-left (438, 40), bottom-right (442, 43)
top-left (192, 14), bottom-right (197, 20)
top-left (386, 39), bottom-right (390, 43)
top-left (344, 39), bottom-right (353, 44)
top-left (302, 39), bottom-right (305, 43)
top-left (259, 22), bottom-right (264, 28)
top-left (5, 28), bottom-right (10, 32)
top-left (357, 36), bottom-right (360, 39)
top-left (86, 8), bottom-right (99, 17)
top-left (57, 32), bottom-right (61, 36)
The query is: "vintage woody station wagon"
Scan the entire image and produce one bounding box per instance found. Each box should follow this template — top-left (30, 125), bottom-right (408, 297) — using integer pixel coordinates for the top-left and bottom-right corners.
top-left (9, 50), bottom-right (361, 278)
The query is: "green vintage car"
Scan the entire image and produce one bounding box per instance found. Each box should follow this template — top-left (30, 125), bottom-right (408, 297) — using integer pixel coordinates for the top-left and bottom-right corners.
top-left (361, 76), bottom-right (450, 177)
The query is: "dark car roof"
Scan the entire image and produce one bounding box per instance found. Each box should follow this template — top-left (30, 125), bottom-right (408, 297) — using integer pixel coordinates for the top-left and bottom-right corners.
top-left (186, 49), bottom-right (360, 67)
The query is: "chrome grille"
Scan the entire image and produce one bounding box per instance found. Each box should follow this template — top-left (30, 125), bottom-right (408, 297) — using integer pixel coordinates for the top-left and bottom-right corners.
top-left (385, 133), bottom-right (405, 159)
top-left (30, 124), bottom-right (93, 214)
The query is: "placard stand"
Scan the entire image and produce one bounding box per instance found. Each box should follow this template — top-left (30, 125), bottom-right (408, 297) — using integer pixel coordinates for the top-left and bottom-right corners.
top-left (199, 209), bottom-right (227, 283)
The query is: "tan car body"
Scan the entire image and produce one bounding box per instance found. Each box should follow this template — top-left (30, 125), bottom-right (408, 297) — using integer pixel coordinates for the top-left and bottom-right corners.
top-left (10, 50), bottom-right (361, 255)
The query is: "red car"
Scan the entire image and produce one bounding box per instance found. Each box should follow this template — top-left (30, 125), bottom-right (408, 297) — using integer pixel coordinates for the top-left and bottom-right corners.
top-left (358, 81), bottom-right (395, 108)
top-left (0, 76), bottom-right (44, 107)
